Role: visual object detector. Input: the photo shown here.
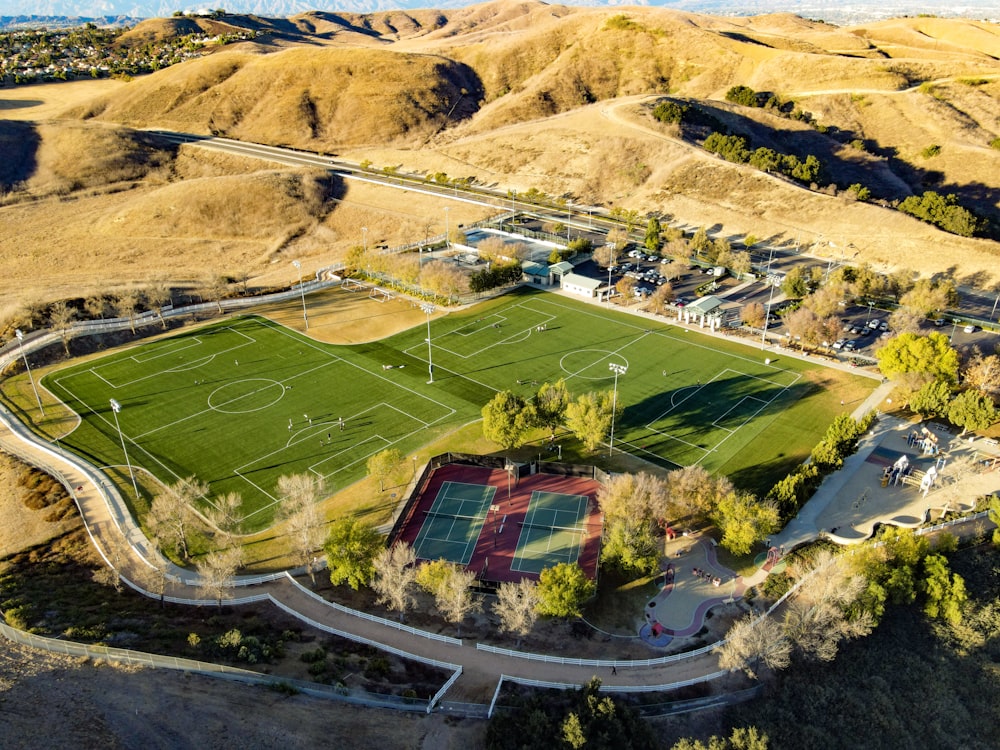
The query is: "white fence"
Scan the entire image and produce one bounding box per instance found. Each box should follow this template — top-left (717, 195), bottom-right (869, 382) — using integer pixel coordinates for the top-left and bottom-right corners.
top-left (475, 639), bottom-right (719, 668)
top-left (286, 573), bottom-right (463, 646)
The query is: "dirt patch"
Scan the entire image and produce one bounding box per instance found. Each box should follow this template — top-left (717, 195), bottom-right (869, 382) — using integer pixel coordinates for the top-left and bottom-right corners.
top-left (256, 284), bottom-right (431, 344)
top-left (0, 641), bottom-right (485, 749)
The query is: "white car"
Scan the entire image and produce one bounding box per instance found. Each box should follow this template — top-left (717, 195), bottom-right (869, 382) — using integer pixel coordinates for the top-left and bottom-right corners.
top-left (964, 324), bottom-right (977, 333)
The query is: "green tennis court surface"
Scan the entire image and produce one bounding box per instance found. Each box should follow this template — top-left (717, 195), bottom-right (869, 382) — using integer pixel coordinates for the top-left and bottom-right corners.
top-left (511, 490), bottom-right (591, 574)
top-left (411, 481), bottom-right (496, 564)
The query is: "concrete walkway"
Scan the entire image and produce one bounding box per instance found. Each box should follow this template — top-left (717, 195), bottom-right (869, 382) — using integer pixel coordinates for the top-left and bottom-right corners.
top-left (0, 406), bottom-right (725, 704)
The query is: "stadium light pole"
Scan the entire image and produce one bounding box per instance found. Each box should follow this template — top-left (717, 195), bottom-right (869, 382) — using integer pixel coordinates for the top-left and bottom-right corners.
top-left (292, 260), bottom-right (309, 331)
top-left (444, 206), bottom-right (450, 249)
top-left (761, 247), bottom-right (776, 350)
top-left (109, 398), bottom-right (139, 500)
top-left (608, 362), bottom-right (627, 457)
top-left (14, 329), bottom-right (44, 417)
top-left (421, 303), bottom-right (435, 384)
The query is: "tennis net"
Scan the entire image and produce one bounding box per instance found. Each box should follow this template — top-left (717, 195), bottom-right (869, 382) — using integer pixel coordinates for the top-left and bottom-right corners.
top-left (423, 509), bottom-right (487, 524)
top-left (518, 521), bottom-right (588, 535)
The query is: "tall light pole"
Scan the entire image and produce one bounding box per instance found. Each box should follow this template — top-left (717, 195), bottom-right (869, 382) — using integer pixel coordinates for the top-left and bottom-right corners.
top-left (14, 329), bottom-right (44, 417)
top-left (109, 398), bottom-right (139, 499)
top-left (761, 247), bottom-right (776, 350)
top-left (608, 362), bottom-right (627, 457)
top-left (292, 260), bottom-right (309, 330)
top-left (444, 206), bottom-right (451, 249)
top-left (421, 303), bottom-right (435, 383)
top-left (991, 293), bottom-right (999, 323)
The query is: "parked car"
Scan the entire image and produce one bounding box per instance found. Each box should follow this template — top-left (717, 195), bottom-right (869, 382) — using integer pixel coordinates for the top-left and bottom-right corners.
top-left (964, 324), bottom-right (977, 333)
top-left (868, 319), bottom-right (881, 329)
top-left (833, 339), bottom-right (847, 350)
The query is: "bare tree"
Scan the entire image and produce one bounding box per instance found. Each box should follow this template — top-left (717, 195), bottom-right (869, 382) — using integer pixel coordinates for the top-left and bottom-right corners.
top-left (205, 491), bottom-right (243, 549)
top-left (92, 531), bottom-right (130, 593)
top-left (113, 288), bottom-right (141, 334)
top-left (783, 550), bottom-right (873, 661)
top-left (717, 614), bottom-right (791, 679)
top-left (434, 566), bottom-right (481, 636)
top-left (145, 281), bottom-right (172, 329)
top-left (367, 448), bottom-right (402, 492)
top-left (48, 301), bottom-right (76, 356)
top-left (277, 473), bottom-right (326, 584)
top-left (132, 553), bottom-right (172, 606)
top-left (663, 465), bottom-right (733, 522)
top-left (202, 274), bottom-right (230, 314)
top-left (494, 578), bottom-right (540, 647)
top-left (963, 351), bottom-right (1000, 399)
top-left (84, 294), bottom-right (109, 321)
top-left (147, 476), bottom-right (207, 561)
top-left (372, 542), bottom-right (417, 622)
top-left (198, 546), bottom-right (244, 607)
top-left (742, 301), bottom-right (767, 329)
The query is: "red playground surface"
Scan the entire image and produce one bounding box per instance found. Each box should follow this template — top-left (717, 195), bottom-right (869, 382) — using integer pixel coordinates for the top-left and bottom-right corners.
top-left (393, 463), bottom-right (603, 583)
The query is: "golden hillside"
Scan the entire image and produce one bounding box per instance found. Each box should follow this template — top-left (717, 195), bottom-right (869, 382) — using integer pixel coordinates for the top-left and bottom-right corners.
top-left (1, 1), bottom-right (998, 317)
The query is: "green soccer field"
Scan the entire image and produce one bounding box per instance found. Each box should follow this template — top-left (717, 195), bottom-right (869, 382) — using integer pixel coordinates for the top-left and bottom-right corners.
top-left (44, 287), bottom-right (873, 531)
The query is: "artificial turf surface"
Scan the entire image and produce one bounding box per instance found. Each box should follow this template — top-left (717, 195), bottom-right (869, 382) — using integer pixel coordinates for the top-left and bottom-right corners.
top-left (43, 287), bottom-right (873, 531)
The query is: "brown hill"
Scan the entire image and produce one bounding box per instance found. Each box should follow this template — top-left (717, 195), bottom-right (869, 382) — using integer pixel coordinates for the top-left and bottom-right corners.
top-left (1, 2), bottom-right (998, 319)
top-left (75, 46), bottom-right (483, 150)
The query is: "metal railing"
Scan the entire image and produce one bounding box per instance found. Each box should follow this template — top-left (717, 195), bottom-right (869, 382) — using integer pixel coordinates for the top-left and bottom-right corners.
top-left (285, 573), bottom-right (463, 646)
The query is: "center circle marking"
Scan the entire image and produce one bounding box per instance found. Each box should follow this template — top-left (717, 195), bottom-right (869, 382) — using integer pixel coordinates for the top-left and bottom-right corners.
top-left (208, 378), bottom-right (285, 414)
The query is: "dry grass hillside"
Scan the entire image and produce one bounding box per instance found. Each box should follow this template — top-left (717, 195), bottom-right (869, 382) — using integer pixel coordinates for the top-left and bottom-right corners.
top-left (74, 46), bottom-right (483, 150)
top-left (0, 1), bottom-right (998, 318)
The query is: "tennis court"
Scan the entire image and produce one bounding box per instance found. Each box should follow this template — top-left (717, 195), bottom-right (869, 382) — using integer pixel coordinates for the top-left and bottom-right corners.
top-left (395, 463), bottom-right (603, 583)
top-left (511, 490), bottom-right (592, 574)
top-left (411, 481), bottom-right (496, 565)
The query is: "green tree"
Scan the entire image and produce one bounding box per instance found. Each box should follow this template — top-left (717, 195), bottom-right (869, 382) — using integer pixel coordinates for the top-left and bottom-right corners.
top-left (908, 379), bottom-right (953, 419)
top-left (876, 332), bottom-right (959, 390)
top-left (536, 563), bottom-right (595, 618)
top-left (564, 391), bottom-right (620, 452)
top-left (601, 518), bottom-right (660, 574)
top-left (711, 492), bottom-right (780, 556)
top-left (324, 518), bottom-right (383, 590)
top-left (651, 99), bottom-right (687, 124)
top-left (898, 278), bottom-right (958, 316)
top-left (533, 379), bottom-right (570, 436)
top-left (690, 226), bottom-right (711, 256)
top-left (481, 391), bottom-right (534, 451)
top-left (921, 553), bottom-right (967, 625)
top-left (725, 85), bottom-right (758, 107)
top-left (898, 191), bottom-right (980, 236)
top-left (947, 389), bottom-right (997, 436)
top-left (367, 447), bottom-right (402, 492)
top-left (781, 265), bottom-right (809, 298)
top-left (644, 217), bottom-right (662, 252)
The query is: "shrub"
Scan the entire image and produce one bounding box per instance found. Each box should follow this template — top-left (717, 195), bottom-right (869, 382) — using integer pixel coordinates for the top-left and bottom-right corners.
top-left (299, 647), bottom-right (326, 664)
top-left (725, 85), bottom-right (758, 107)
top-left (651, 100), bottom-right (687, 124)
top-left (921, 144), bottom-right (941, 158)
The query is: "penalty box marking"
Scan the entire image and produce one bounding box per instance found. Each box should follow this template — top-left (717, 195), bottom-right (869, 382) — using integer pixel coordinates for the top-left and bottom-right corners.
top-left (411, 301), bottom-right (557, 360)
top-left (83, 326), bottom-right (258, 391)
top-left (644, 368), bottom-right (801, 457)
